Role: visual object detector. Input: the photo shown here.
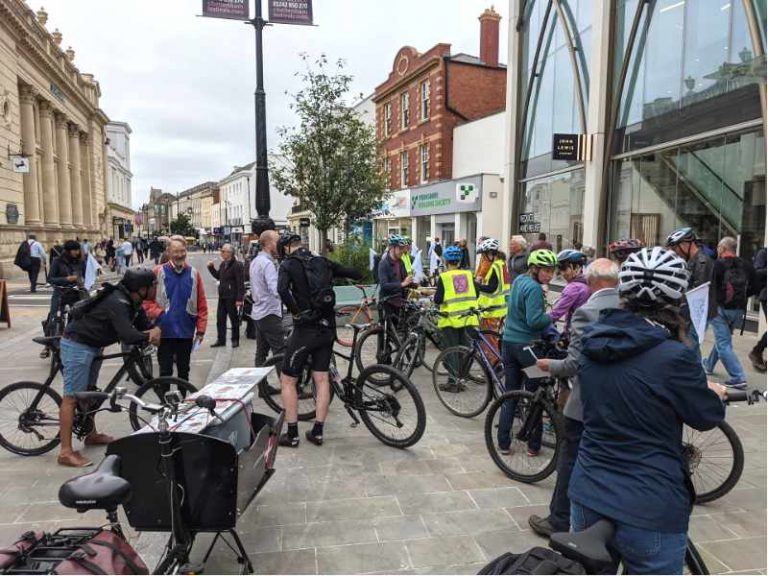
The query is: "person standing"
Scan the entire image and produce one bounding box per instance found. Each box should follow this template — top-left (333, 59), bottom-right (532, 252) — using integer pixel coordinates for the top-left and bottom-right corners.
top-left (250, 231), bottom-right (285, 366)
top-left (144, 238), bottom-right (208, 382)
top-left (428, 237), bottom-right (442, 278)
top-left (105, 238), bottom-right (115, 267)
top-left (149, 237), bottom-right (163, 265)
top-left (527, 259), bottom-right (620, 537)
top-left (530, 232), bottom-right (553, 252)
top-left (549, 250), bottom-right (590, 334)
top-left (475, 238), bottom-right (510, 337)
top-left (27, 234), bottom-right (46, 292)
top-left (207, 243), bottom-right (245, 348)
top-left (121, 237), bottom-right (133, 269)
top-left (749, 247), bottom-right (767, 372)
top-left (80, 238), bottom-right (91, 258)
top-left (378, 234), bottom-right (414, 361)
top-left (507, 235), bottom-right (529, 281)
top-left (135, 237), bottom-right (145, 264)
top-left (703, 237), bottom-right (756, 388)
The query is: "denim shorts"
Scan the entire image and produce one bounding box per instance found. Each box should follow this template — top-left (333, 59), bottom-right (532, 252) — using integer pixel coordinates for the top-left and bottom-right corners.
top-left (60, 338), bottom-right (102, 396)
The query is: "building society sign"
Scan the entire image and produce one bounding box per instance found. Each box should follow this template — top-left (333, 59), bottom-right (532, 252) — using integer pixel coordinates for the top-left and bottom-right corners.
top-left (410, 176), bottom-right (482, 217)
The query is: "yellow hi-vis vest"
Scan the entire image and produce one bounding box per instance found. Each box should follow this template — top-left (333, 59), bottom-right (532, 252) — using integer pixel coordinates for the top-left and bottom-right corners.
top-left (438, 269), bottom-right (479, 329)
top-left (401, 253), bottom-right (413, 275)
top-left (479, 259), bottom-right (510, 319)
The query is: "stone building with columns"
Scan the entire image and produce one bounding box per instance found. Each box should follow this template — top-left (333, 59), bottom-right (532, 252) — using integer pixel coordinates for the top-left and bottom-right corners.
top-left (0, 1), bottom-right (110, 277)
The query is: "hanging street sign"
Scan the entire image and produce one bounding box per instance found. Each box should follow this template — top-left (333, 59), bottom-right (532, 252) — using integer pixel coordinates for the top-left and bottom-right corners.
top-left (202, 0), bottom-right (250, 20)
top-left (11, 155), bottom-right (30, 173)
top-left (268, 0), bottom-right (313, 25)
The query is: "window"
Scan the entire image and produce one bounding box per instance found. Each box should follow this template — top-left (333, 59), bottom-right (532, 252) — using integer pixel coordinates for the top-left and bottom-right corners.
top-left (400, 150), bottom-right (409, 187)
top-left (383, 102), bottom-right (392, 137)
top-left (419, 144), bottom-right (429, 183)
top-left (420, 80), bottom-right (430, 120)
top-left (401, 92), bottom-right (410, 129)
top-left (383, 157), bottom-right (391, 190)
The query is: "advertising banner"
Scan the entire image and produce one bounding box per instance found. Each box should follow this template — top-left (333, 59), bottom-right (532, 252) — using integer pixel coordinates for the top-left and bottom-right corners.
top-left (202, 0), bottom-right (250, 20)
top-left (268, 0), bottom-right (313, 25)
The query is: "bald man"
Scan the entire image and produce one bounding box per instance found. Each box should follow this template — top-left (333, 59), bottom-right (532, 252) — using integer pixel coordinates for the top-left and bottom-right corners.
top-left (528, 258), bottom-right (621, 537)
top-left (250, 230), bottom-right (285, 366)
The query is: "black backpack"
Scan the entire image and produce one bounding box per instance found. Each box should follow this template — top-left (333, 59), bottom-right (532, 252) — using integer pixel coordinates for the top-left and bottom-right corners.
top-left (478, 547), bottom-right (586, 575)
top-left (291, 252), bottom-right (336, 315)
top-left (722, 259), bottom-right (751, 310)
top-left (69, 283), bottom-right (119, 321)
top-left (14, 241), bottom-right (32, 271)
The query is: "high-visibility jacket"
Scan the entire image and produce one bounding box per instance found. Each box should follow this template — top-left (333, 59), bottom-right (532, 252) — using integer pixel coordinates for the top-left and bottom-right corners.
top-left (438, 269), bottom-right (479, 329)
top-left (401, 253), bottom-right (413, 276)
top-left (479, 259), bottom-right (510, 319)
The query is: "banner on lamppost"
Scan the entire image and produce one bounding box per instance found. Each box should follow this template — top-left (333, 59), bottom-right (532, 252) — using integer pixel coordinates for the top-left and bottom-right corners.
top-left (268, 0), bottom-right (313, 25)
top-left (202, 0), bottom-right (250, 20)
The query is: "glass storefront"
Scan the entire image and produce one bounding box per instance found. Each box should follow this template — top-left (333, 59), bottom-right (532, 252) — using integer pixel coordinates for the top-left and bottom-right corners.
top-left (521, 169), bottom-right (586, 251)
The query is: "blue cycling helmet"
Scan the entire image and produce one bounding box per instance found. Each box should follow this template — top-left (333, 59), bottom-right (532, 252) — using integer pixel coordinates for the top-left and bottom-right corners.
top-left (388, 234), bottom-right (407, 247)
top-left (443, 245), bottom-right (463, 263)
top-left (557, 249), bottom-right (587, 268)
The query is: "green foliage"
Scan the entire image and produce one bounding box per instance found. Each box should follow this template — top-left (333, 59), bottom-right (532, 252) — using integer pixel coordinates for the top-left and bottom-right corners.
top-left (329, 237), bottom-right (374, 284)
top-left (272, 54), bottom-right (388, 254)
top-left (170, 213), bottom-right (196, 238)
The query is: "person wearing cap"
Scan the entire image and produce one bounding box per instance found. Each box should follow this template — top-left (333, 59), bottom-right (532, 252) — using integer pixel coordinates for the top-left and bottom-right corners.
top-left (58, 269), bottom-right (162, 467)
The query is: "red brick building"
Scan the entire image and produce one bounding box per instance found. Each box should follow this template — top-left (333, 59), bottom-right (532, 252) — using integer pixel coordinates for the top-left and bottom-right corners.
top-left (373, 7), bottom-right (506, 192)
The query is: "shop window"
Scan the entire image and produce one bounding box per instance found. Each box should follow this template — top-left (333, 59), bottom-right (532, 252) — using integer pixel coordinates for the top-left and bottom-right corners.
top-left (400, 150), bottom-right (409, 187)
top-left (520, 169), bottom-right (585, 250)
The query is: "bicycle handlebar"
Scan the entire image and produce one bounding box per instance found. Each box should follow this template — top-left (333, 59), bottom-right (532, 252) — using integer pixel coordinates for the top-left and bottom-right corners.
top-left (725, 389), bottom-right (766, 404)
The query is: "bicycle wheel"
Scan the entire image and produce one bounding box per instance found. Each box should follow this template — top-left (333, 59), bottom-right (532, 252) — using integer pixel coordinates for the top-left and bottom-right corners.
top-left (354, 326), bottom-right (399, 384)
top-left (356, 365), bottom-right (426, 448)
top-left (433, 346), bottom-right (492, 418)
top-left (128, 377), bottom-right (197, 431)
top-left (393, 333), bottom-right (421, 378)
top-left (484, 390), bottom-right (560, 483)
top-left (257, 354), bottom-right (321, 421)
top-left (336, 305), bottom-right (372, 348)
top-left (684, 420), bottom-right (744, 505)
top-left (0, 381), bottom-right (62, 455)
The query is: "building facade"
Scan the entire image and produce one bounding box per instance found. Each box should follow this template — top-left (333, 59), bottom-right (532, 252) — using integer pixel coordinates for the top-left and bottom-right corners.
top-left (0, 1), bottom-right (110, 277)
top-left (140, 187), bottom-right (175, 236)
top-left (105, 121), bottom-right (133, 240)
top-left (218, 164), bottom-right (253, 246)
top-left (502, 0), bottom-right (766, 258)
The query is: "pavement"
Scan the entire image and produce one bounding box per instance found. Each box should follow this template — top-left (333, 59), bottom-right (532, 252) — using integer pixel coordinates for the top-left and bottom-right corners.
top-left (0, 253), bottom-right (765, 574)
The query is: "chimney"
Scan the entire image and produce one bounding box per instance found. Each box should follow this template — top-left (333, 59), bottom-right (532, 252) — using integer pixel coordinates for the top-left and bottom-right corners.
top-left (479, 6), bottom-right (501, 68)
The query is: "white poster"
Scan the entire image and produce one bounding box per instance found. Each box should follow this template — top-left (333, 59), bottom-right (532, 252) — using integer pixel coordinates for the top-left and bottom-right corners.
top-left (685, 282), bottom-right (710, 344)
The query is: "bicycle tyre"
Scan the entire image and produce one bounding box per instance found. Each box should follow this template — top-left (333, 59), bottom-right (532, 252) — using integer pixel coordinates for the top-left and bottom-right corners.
top-left (484, 390), bottom-right (561, 483)
top-left (685, 538), bottom-right (710, 575)
top-left (393, 333), bottom-right (420, 378)
top-left (336, 305), bottom-right (372, 348)
top-left (0, 381), bottom-right (62, 456)
top-left (685, 420), bottom-right (744, 505)
top-left (257, 354), bottom-right (334, 421)
top-left (354, 325), bottom-right (400, 383)
top-left (356, 364), bottom-right (426, 448)
top-left (128, 377), bottom-right (197, 431)
top-left (432, 346), bottom-right (492, 418)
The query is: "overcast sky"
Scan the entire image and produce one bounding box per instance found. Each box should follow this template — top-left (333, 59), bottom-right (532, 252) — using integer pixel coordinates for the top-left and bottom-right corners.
top-left (42, 1), bottom-right (510, 209)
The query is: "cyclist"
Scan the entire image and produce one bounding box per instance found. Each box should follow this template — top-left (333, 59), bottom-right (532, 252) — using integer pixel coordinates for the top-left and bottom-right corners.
top-left (569, 247), bottom-right (726, 574)
top-left (59, 269), bottom-right (162, 467)
top-left (401, 236), bottom-right (414, 278)
top-left (498, 249), bottom-right (557, 456)
top-left (43, 240), bottom-right (86, 359)
top-left (276, 233), bottom-right (361, 448)
top-left (378, 234), bottom-right (414, 352)
top-left (475, 238), bottom-right (510, 334)
top-left (549, 250), bottom-right (590, 334)
top-left (607, 238), bottom-right (643, 265)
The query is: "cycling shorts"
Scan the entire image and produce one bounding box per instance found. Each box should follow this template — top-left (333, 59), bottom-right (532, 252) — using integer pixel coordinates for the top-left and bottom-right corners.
top-left (281, 324), bottom-right (335, 377)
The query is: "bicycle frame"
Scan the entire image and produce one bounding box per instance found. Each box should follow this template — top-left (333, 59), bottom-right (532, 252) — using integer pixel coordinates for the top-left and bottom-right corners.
top-left (466, 327), bottom-right (505, 396)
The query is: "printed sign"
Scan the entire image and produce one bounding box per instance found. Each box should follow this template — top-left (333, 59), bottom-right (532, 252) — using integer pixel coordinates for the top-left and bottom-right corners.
top-left (202, 0), bottom-right (250, 20)
top-left (268, 0), bottom-right (313, 25)
top-left (685, 282), bottom-right (710, 344)
top-left (452, 274), bottom-right (469, 294)
top-left (11, 155), bottom-right (29, 173)
top-left (518, 212), bottom-right (541, 234)
top-left (410, 176), bottom-right (482, 217)
top-left (456, 183), bottom-right (478, 203)
top-left (552, 133), bottom-right (583, 161)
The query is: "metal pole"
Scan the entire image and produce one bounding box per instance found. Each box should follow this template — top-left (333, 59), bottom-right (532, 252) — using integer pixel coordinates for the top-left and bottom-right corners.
top-left (249, 0), bottom-right (275, 235)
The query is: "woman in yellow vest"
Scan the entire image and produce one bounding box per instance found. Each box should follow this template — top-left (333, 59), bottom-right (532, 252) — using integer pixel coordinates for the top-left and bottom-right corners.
top-left (475, 238), bottom-right (510, 358)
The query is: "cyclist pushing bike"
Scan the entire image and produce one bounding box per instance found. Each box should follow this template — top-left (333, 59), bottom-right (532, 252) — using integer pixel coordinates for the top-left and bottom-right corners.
top-left (498, 249), bottom-right (557, 457)
top-left (569, 247), bottom-right (726, 574)
top-left (58, 269), bottom-right (162, 467)
top-left (42, 240), bottom-right (86, 359)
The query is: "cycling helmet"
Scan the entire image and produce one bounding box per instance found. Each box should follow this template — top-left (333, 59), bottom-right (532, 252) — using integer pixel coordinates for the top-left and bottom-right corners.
top-left (608, 238), bottom-right (644, 262)
top-left (402, 236), bottom-right (412, 245)
top-left (121, 268), bottom-right (157, 292)
top-left (277, 232), bottom-right (301, 258)
top-left (665, 227), bottom-right (698, 247)
top-left (619, 247), bottom-right (690, 304)
top-left (556, 249), bottom-right (587, 267)
top-left (478, 238), bottom-right (500, 253)
top-left (527, 249), bottom-right (558, 268)
top-left (443, 245), bottom-right (464, 263)
top-left (388, 234), bottom-right (407, 247)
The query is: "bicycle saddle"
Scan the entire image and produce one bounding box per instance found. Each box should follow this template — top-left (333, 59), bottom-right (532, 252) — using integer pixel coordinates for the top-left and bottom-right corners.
top-left (33, 335), bottom-right (62, 347)
top-left (549, 519), bottom-right (615, 573)
top-left (59, 454), bottom-right (131, 512)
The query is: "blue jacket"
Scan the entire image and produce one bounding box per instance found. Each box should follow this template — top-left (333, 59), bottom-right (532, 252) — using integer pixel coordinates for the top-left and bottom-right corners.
top-left (569, 308), bottom-right (725, 533)
top-left (502, 274), bottom-right (551, 344)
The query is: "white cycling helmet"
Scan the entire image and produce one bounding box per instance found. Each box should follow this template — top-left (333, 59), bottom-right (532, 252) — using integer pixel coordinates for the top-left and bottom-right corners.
top-left (619, 247), bottom-right (690, 304)
top-left (478, 238), bottom-right (500, 253)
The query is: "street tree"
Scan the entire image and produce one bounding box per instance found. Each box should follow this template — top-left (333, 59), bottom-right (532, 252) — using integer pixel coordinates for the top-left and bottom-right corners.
top-left (170, 213), bottom-right (196, 238)
top-left (272, 54), bottom-right (388, 255)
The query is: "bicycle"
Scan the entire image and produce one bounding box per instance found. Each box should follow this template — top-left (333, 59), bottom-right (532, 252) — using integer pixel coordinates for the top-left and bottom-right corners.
top-left (40, 286), bottom-right (88, 361)
top-left (258, 323), bottom-right (426, 448)
top-left (336, 284), bottom-right (377, 347)
top-left (0, 336), bottom-right (196, 456)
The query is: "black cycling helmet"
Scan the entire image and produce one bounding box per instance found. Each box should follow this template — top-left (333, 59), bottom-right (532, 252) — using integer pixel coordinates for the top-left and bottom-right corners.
top-left (121, 269), bottom-right (157, 292)
top-left (277, 232), bottom-right (302, 258)
top-left (665, 227), bottom-right (698, 247)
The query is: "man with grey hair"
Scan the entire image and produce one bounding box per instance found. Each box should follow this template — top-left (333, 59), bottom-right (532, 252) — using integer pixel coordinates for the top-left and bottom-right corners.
top-left (508, 235), bottom-right (529, 281)
top-left (207, 243), bottom-right (245, 348)
top-left (528, 258), bottom-right (621, 537)
top-left (703, 236), bottom-right (756, 388)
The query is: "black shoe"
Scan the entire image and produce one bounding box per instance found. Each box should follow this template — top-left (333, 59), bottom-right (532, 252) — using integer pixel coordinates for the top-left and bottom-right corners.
top-left (305, 430), bottom-right (323, 446)
top-left (211, 341), bottom-right (225, 348)
top-left (528, 515), bottom-right (555, 538)
top-left (231, 341), bottom-right (240, 349)
top-left (279, 433), bottom-right (299, 448)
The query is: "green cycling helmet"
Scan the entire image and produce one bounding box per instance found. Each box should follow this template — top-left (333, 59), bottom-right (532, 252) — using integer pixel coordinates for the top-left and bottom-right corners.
top-left (527, 249), bottom-right (558, 268)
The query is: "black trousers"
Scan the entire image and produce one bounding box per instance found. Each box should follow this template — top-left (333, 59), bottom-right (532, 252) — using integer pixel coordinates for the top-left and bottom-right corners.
top-left (216, 298), bottom-right (240, 344)
top-left (254, 314), bottom-right (286, 366)
top-left (549, 416), bottom-right (584, 531)
top-left (28, 258), bottom-right (41, 291)
top-left (157, 338), bottom-right (193, 381)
